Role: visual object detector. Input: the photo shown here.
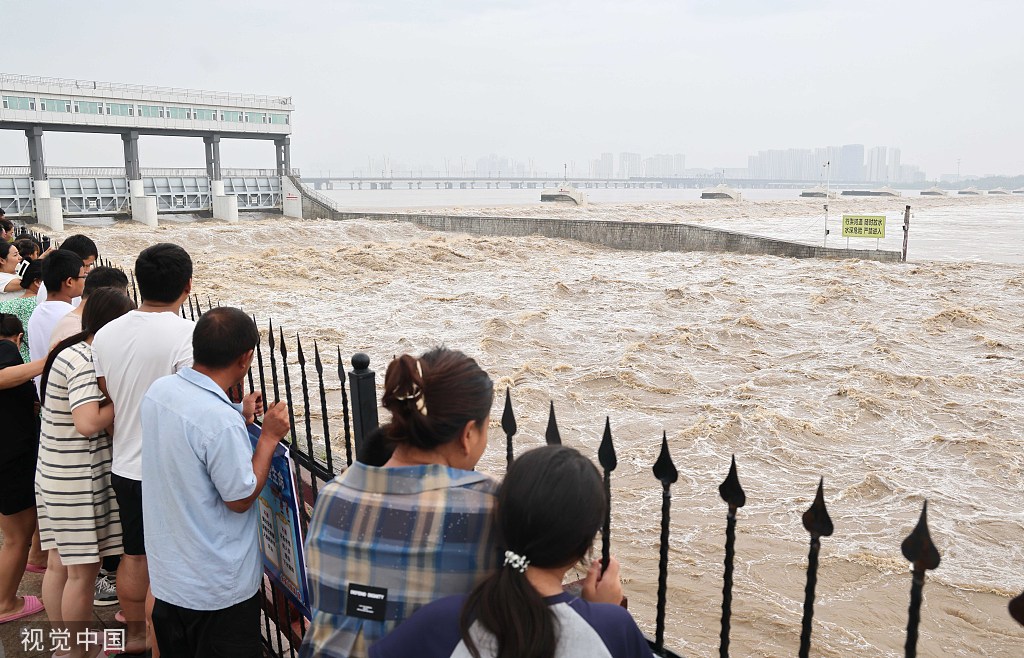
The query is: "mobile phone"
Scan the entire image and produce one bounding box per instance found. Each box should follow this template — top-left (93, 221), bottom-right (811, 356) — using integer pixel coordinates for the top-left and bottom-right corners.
top-left (41, 236), bottom-right (51, 250)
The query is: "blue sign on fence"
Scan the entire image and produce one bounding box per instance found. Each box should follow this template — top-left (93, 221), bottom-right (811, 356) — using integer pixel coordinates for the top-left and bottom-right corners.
top-left (247, 424), bottom-right (310, 617)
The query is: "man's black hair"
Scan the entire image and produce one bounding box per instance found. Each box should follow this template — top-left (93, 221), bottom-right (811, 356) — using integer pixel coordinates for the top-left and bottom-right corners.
top-left (41, 249), bottom-right (84, 292)
top-left (135, 243), bottom-right (192, 304)
top-left (193, 307), bottom-right (259, 369)
top-left (83, 266), bottom-right (129, 298)
top-left (60, 234), bottom-right (99, 260)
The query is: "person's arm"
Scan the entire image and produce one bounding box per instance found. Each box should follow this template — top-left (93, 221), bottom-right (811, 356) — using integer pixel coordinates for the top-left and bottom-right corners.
top-left (225, 401), bottom-right (290, 513)
top-left (582, 556), bottom-right (625, 605)
top-left (2, 278), bottom-right (20, 292)
top-left (0, 358), bottom-right (45, 389)
top-left (71, 400), bottom-right (115, 436)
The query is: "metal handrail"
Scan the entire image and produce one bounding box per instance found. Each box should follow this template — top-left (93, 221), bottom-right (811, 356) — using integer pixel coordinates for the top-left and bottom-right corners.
top-left (0, 166), bottom-right (299, 177)
top-left (1, 72), bottom-right (292, 107)
top-left (290, 175), bottom-right (339, 211)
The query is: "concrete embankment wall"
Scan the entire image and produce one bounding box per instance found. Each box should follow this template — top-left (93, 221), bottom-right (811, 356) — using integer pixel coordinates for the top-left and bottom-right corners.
top-left (295, 183), bottom-right (901, 263)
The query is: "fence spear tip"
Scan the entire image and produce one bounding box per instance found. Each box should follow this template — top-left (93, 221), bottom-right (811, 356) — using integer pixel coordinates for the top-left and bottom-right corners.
top-left (802, 477), bottom-right (834, 537)
top-left (652, 431), bottom-right (677, 485)
top-left (545, 401), bottom-right (561, 445)
top-left (719, 454), bottom-right (746, 508)
top-left (296, 334), bottom-right (305, 365)
top-left (1009, 591), bottom-right (1024, 626)
top-left (501, 388), bottom-right (517, 438)
top-left (901, 500), bottom-right (941, 571)
top-left (598, 416), bottom-right (617, 472)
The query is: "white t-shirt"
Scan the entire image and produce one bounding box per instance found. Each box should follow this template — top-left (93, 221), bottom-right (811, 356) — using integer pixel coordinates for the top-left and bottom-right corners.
top-left (92, 310), bottom-right (195, 480)
top-left (36, 282), bottom-right (81, 307)
top-left (0, 272), bottom-right (21, 302)
top-left (28, 300), bottom-right (75, 363)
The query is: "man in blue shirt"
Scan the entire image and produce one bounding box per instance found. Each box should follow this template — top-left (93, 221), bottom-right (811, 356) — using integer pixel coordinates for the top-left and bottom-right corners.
top-left (141, 307), bottom-right (290, 657)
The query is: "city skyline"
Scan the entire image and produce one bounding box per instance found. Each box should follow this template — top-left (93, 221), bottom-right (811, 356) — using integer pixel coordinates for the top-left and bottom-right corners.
top-left (319, 143), bottom-right (930, 183)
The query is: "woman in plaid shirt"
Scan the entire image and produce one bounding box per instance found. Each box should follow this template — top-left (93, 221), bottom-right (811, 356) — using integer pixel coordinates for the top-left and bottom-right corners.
top-left (300, 347), bottom-right (499, 658)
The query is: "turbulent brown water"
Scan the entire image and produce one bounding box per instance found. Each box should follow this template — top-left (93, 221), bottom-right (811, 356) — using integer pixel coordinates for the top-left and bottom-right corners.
top-left (51, 195), bottom-right (1023, 656)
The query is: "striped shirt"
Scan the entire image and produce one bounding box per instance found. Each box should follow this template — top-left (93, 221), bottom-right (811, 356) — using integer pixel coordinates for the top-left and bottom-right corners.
top-left (35, 341), bottom-right (122, 564)
top-left (299, 463), bottom-right (500, 658)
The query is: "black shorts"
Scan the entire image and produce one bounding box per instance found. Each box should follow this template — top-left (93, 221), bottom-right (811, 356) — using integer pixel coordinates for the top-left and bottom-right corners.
top-left (152, 593), bottom-right (261, 658)
top-left (0, 453), bottom-right (37, 515)
top-left (111, 474), bottom-right (145, 556)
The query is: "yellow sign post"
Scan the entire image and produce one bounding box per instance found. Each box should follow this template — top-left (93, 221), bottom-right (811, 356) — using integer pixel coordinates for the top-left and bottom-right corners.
top-left (841, 215), bottom-right (886, 238)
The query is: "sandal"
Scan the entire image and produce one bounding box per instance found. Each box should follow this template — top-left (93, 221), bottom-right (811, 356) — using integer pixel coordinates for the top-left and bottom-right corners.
top-left (0, 595), bottom-right (45, 624)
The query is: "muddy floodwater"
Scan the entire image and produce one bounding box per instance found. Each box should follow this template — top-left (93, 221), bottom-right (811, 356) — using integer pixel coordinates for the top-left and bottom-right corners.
top-left (53, 194), bottom-right (1024, 656)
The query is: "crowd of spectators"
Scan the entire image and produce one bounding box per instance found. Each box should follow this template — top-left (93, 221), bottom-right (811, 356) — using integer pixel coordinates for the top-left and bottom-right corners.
top-left (0, 224), bottom-right (651, 658)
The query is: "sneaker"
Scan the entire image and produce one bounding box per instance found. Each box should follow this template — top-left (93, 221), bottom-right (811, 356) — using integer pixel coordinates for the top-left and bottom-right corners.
top-left (93, 574), bottom-right (118, 607)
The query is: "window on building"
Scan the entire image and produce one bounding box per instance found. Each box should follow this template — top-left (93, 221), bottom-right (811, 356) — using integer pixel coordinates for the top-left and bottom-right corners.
top-left (2, 95), bottom-right (36, 111)
top-left (166, 106), bottom-right (190, 120)
top-left (268, 113), bottom-right (289, 125)
top-left (194, 108), bottom-right (216, 121)
top-left (106, 103), bottom-right (132, 117)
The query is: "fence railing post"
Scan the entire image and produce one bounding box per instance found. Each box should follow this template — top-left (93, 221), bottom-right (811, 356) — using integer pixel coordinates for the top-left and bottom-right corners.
top-left (348, 353), bottom-right (378, 459)
top-left (545, 401), bottom-right (561, 445)
top-left (718, 455), bottom-right (746, 658)
top-left (652, 432), bottom-right (678, 657)
top-left (501, 388), bottom-right (516, 466)
top-left (799, 478), bottom-right (833, 658)
top-left (902, 501), bottom-right (940, 658)
top-left (1010, 591), bottom-right (1024, 626)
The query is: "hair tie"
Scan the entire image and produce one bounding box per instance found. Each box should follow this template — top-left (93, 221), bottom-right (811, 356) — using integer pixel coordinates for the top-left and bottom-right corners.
top-left (503, 550), bottom-right (530, 574)
top-left (394, 359), bottom-right (428, 416)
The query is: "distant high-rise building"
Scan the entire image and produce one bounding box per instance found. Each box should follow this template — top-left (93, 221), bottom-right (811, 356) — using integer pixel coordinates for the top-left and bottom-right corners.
top-left (839, 144), bottom-right (865, 182)
top-left (643, 154), bottom-right (674, 177)
top-left (888, 148), bottom-right (902, 183)
top-left (618, 152), bottom-right (643, 178)
top-left (597, 152), bottom-right (614, 178)
top-left (475, 153), bottom-right (511, 177)
top-left (866, 146), bottom-right (887, 183)
top-left (672, 154), bottom-right (686, 176)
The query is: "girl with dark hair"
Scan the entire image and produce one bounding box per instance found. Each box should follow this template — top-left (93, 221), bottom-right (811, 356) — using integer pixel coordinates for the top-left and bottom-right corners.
top-left (0, 313), bottom-right (45, 625)
top-left (0, 258), bottom-right (44, 363)
top-left (300, 347), bottom-right (500, 658)
top-left (371, 446), bottom-right (651, 658)
top-left (35, 288), bottom-right (136, 658)
top-left (0, 242), bottom-right (23, 302)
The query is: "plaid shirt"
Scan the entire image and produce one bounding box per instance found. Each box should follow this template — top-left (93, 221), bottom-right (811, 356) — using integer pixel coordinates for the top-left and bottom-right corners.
top-left (299, 463), bottom-right (500, 658)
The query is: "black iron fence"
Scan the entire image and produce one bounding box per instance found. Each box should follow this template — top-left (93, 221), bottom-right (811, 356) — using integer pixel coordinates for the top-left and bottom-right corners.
top-left (197, 307), bottom-right (1020, 657)
top-left (6, 239), bottom-right (1007, 654)
top-left (20, 246), bottom-right (1020, 657)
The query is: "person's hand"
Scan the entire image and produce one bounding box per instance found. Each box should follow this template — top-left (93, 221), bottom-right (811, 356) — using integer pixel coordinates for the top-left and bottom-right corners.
top-left (242, 391), bottom-right (264, 424)
top-left (259, 401), bottom-right (291, 444)
top-left (581, 556), bottom-right (624, 605)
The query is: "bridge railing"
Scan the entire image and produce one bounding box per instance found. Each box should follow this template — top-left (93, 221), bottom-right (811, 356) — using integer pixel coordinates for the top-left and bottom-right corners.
top-left (0, 72), bottom-right (292, 107)
top-left (0, 166), bottom-right (300, 178)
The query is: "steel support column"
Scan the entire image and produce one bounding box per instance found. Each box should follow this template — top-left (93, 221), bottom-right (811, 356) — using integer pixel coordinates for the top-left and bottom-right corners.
top-left (122, 131), bottom-right (141, 180)
top-left (206, 134), bottom-right (222, 181)
top-left (275, 137), bottom-right (291, 176)
top-left (25, 127), bottom-right (46, 180)
top-left (204, 136), bottom-right (215, 181)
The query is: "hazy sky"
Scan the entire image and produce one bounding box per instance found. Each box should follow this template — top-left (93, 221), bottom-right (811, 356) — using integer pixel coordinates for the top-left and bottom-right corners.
top-left (2, 0), bottom-right (1022, 177)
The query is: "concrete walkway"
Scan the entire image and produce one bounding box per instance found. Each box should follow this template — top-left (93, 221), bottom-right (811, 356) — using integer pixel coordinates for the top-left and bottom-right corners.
top-left (0, 532), bottom-right (122, 657)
